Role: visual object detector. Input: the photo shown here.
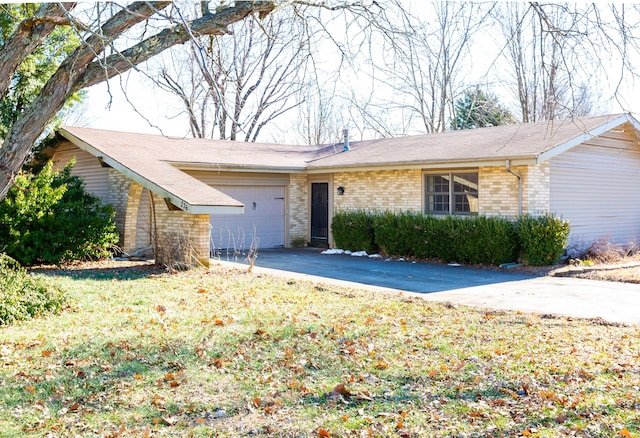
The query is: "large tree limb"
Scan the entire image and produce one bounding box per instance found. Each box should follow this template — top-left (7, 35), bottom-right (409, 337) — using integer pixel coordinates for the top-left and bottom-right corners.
top-left (0, 1), bottom-right (172, 198)
top-left (75, 1), bottom-right (276, 90)
top-left (0, 3), bottom-right (76, 100)
top-left (0, 1), bottom-right (278, 199)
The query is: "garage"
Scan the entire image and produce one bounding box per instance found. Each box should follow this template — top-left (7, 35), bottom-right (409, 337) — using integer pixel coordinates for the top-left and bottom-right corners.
top-left (210, 186), bottom-right (286, 251)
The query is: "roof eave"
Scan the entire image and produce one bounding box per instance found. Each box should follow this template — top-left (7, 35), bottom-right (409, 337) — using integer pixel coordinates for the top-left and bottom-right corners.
top-left (535, 114), bottom-right (633, 164)
top-left (58, 127), bottom-right (244, 215)
top-left (305, 157), bottom-right (537, 173)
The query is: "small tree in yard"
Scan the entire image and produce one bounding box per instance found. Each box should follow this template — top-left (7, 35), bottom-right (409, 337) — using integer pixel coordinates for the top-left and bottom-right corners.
top-left (0, 161), bottom-right (118, 266)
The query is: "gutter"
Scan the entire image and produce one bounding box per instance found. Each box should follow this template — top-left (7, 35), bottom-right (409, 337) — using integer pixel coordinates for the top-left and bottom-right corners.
top-left (505, 160), bottom-right (522, 216)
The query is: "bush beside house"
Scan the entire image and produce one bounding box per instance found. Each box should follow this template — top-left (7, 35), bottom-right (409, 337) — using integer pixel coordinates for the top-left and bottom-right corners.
top-left (332, 210), bottom-right (569, 266)
top-left (330, 210), bottom-right (377, 254)
top-left (0, 161), bottom-right (119, 266)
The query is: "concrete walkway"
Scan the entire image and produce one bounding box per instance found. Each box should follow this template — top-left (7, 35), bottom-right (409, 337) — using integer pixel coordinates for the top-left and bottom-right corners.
top-left (213, 248), bottom-right (640, 326)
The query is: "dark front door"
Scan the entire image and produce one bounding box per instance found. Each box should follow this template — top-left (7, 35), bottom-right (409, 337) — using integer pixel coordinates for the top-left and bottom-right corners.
top-left (310, 182), bottom-right (329, 246)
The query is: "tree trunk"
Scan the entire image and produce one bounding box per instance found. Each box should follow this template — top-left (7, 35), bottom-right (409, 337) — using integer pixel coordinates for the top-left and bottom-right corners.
top-left (0, 1), bottom-right (276, 200)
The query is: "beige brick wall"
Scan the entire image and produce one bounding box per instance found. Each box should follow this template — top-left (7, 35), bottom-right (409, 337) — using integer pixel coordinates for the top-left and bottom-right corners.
top-left (525, 162), bottom-right (550, 214)
top-left (108, 170), bottom-right (137, 251)
top-left (289, 174), bottom-right (308, 243)
top-left (329, 166), bottom-right (550, 220)
top-left (333, 169), bottom-right (423, 213)
top-left (108, 171), bottom-right (210, 266)
top-left (151, 192), bottom-right (210, 267)
top-left (475, 164), bottom-right (550, 218)
top-left (479, 166), bottom-right (522, 218)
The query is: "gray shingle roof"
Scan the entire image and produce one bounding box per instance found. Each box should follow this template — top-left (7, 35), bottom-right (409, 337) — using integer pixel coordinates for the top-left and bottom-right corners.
top-left (308, 114), bottom-right (635, 169)
top-left (59, 113), bottom-right (637, 211)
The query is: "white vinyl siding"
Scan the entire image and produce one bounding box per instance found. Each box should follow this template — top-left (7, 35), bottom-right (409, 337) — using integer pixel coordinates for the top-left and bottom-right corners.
top-left (550, 127), bottom-right (640, 248)
top-left (51, 142), bottom-right (110, 204)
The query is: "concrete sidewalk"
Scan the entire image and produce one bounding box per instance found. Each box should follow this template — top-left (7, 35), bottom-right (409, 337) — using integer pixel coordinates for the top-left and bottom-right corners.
top-left (213, 248), bottom-right (640, 326)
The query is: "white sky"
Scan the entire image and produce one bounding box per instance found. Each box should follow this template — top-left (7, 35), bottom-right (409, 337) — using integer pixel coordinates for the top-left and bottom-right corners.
top-left (66, 2), bottom-right (640, 142)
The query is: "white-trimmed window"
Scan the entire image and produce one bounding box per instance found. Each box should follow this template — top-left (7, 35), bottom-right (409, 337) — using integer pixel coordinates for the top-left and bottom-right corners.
top-left (424, 172), bottom-right (478, 215)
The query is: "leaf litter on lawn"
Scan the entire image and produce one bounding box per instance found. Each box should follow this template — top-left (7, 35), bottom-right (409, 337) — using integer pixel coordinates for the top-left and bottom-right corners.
top-left (0, 262), bottom-right (639, 437)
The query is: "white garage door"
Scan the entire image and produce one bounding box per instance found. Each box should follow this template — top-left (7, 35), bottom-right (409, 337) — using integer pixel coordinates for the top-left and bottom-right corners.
top-left (210, 186), bottom-right (285, 251)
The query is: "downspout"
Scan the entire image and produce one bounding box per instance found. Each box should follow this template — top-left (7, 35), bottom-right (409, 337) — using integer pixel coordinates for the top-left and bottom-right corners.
top-left (505, 160), bottom-right (522, 216)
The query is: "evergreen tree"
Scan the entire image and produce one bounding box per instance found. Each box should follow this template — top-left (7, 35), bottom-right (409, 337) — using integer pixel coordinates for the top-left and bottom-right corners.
top-left (0, 161), bottom-right (118, 266)
top-left (453, 87), bottom-right (516, 130)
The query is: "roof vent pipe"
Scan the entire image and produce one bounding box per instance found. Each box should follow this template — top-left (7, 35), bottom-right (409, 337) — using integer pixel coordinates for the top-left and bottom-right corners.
top-left (343, 128), bottom-right (350, 151)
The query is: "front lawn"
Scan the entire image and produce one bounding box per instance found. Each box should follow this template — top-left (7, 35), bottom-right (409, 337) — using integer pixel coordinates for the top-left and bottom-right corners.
top-left (0, 262), bottom-right (638, 437)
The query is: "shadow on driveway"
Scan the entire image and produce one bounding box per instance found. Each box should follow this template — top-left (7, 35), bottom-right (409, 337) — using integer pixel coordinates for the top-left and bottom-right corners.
top-left (218, 247), bottom-right (536, 294)
top-left (215, 248), bottom-right (640, 325)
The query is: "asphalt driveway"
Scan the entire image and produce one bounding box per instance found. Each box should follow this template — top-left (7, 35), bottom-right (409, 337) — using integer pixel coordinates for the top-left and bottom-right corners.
top-left (214, 247), bottom-right (640, 325)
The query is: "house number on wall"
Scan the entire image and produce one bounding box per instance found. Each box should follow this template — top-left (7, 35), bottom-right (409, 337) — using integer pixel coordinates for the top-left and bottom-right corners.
top-left (180, 200), bottom-right (189, 211)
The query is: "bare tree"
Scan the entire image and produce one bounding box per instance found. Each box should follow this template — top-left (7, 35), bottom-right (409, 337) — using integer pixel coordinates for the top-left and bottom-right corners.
top-left (295, 89), bottom-right (342, 145)
top-left (153, 6), bottom-right (311, 142)
top-left (0, 1), bottom-right (279, 200)
top-left (494, 3), bottom-right (611, 122)
top-left (364, 1), bottom-right (492, 134)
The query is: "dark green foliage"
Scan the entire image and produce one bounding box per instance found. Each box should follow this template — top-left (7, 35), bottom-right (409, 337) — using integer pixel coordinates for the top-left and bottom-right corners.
top-left (452, 87), bottom-right (516, 130)
top-left (331, 210), bottom-right (377, 253)
top-left (0, 4), bottom-right (83, 140)
top-left (0, 253), bottom-right (68, 325)
top-left (454, 215), bottom-right (519, 265)
top-left (516, 213), bottom-right (570, 266)
top-left (332, 210), bottom-right (568, 266)
top-left (0, 161), bottom-right (119, 266)
top-left (373, 211), bottom-right (417, 256)
top-left (374, 212), bottom-right (517, 265)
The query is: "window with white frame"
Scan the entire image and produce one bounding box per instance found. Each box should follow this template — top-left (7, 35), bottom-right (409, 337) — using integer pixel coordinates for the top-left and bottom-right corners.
top-left (424, 172), bottom-right (478, 215)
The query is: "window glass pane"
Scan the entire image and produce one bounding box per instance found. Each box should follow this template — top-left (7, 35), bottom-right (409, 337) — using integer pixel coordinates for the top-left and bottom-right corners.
top-left (427, 194), bottom-right (449, 213)
top-left (425, 172), bottom-right (478, 215)
top-left (452, 173), bottom-right (478, 214)
top-left (453, 193), bottom-right (478, 213)
top-left (427, 175), bottom-right (449, 193)
top-left (426, 175), bottom-right (450, 214)
top-left (452, 173), bottom-right (478, 193)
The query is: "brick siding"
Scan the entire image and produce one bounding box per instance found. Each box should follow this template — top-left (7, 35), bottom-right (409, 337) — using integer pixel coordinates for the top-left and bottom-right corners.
top-left (478, 166), bottom-right (522, 218)
top-left (525, 162), bottom-right (551, 214)
top-left (108, 171), bottom-right (209, 266)
top-left (105, 163), bottom-right (551, 263)
top-left (288, 174), bottom-right (308, 243)
top-left (333, 169), bottom-right (423, 213)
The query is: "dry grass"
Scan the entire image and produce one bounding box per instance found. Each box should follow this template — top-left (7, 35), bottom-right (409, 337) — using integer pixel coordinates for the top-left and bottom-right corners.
top-left (1, 262), bottom-right (639, 437)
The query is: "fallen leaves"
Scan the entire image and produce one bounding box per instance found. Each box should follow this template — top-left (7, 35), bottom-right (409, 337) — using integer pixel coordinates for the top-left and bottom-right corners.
top-left (1, 266), bottom-right (639, 437)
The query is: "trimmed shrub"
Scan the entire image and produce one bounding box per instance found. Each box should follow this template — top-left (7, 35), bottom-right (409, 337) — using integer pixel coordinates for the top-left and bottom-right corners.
top-left (0, 254), bottom-right (68, 325)
top-left (0, 161), bottom-right (119, 265)
top-left (332, 211), bottom-right (569, 265)
top-left (374, 211), bottom-right (417, 256)
top-left (331, 211), bottom-right (568, 266)
top-left (456, 215), bottom-right (518, 265)
top-left (516, 213), bottom-right (570, 266)
top-left (331, 210), bottom-right (377, 253)
top-left (369, 211), bottom-right (518, 264)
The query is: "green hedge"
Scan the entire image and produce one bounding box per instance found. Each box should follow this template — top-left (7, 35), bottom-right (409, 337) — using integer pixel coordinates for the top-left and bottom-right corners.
top-left (331, 210), bottom-right (569, 266)
top-left (516, 213), bottom-right (570, 266)
top-left (0, 254), bottom-right (68, 325)
top-left (331, 210), bottom-right (377, 254)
